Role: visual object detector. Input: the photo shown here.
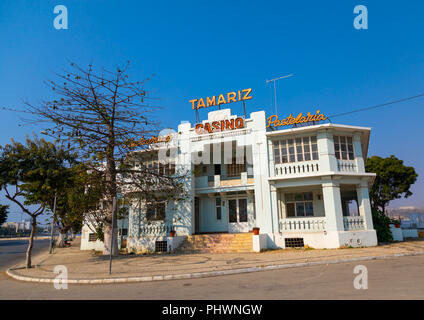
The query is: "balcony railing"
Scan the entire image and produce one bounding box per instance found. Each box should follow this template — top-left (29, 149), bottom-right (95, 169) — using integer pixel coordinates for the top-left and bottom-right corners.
top-left (279, 217), bottom-right (326, 232)
top-left (139, 224), bottom-right (173, 236)
top-left (343, 216), bottom-right (364, 231)
top-left (337, 160), bottom-right (357, 172)
top-left (195, 172), bottom-right (253, 189)
top-left (274, 161), bottom-right (319, 177)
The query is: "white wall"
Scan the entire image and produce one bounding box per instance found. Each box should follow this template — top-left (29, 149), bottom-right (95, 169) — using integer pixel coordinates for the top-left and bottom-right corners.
top-left (80, 224), bottom-right (105, 251)
top-left (127, 235), bottom-right (187, 253)
top-left (272, 230), bottom-right (377, 249)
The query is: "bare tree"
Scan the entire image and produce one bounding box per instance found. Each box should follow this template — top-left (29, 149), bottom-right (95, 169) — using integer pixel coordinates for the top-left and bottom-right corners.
top-left (23, 62), bottom-right (169, 255)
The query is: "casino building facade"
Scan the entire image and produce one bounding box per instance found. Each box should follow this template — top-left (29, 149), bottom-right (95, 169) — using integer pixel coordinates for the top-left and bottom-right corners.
top-left (81, 107), bottom-right (378, 253)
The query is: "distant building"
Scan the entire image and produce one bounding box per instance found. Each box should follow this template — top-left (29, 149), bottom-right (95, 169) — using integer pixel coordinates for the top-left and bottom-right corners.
top-left (1, 220), bottom-right (32, 231)
top-left (387, 207), bottom-right (424, 229)
top-left (2, 222), bottom-right (19, 230)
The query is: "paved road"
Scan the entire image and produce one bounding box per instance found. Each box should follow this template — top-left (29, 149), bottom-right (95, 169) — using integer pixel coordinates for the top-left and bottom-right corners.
top-left (0, 239), bottom-right (50, 270)
top-left (0, 254), bottom-right (423, 299)
top-left (0, 238), bottom-right (50, 294)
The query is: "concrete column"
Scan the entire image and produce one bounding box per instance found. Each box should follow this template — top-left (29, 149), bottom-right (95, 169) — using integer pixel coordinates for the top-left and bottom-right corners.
top-left (241, 172), bottom-right (247, 185)
top-left (268, 139), bottom-right (275, 178)
top-left (177, 121), bottom-right (194, 235)
top-left (353, 133), bottom-right (365, 172)
top-left (269, 184), bottom-right (279, 233)
top-left (356, 182), bottom-right (374, 230)
top-left (317, 130), bottom-right (337, 172)
top-left (250, 110), bottom-right (272, 234)
top-left (322, 181), bottom-right (345, 232)
top-left (214, 175), bottom-right (220, 187)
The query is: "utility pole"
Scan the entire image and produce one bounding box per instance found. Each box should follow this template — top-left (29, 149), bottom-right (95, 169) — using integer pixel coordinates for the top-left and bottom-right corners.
top-left (109, 197), bottom-right (117, 275)
top-left (266, 74), bottom-right (293, 115)
top-left (49, 192), bottom-right (57, 254)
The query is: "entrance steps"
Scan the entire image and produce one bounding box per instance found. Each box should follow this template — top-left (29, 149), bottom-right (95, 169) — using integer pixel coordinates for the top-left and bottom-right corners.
top-left (174, 233), bottom-right (254, 254)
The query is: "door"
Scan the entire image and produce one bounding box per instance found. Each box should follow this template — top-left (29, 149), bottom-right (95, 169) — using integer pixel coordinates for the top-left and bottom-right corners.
top-left (228, 198), bottom-right (249, 233)
top-left (194, 197), bottom-right (200, 234)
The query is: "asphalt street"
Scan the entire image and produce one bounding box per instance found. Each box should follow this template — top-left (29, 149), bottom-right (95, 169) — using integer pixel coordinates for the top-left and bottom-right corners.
top-left (0, 238), bottom-right (50, 270)
top-left (0, 243), bottom-right (423, 299)
top-left (0, 238), bottom-right (51, 295)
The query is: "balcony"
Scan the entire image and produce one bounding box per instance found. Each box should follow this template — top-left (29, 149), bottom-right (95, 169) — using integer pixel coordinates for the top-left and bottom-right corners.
top-left (343, 216), bottom-right (364, 231)
top-left (274, 161), bottom-right (320, 177)
top-left (139, 223), bottom-right (174, 236)
top-left (279, 217), bottom-right (326, 233)
top-left (194, 172), bottom-right (254, 189)
top-left (337, 160), bottom-right (357, 172)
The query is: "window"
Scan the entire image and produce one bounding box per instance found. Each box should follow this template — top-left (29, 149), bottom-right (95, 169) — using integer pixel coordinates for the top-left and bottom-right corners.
top-left (216, 198), bottom-right (222, 220)
top-left (285, 238), bottom-right (304, 248)
top-left (228, 198), bottom-right (248, 223)
top-left (88, 233), bottom-right (97, 242)
top-left (140, 155), bottom-right (175, 175)
top-left (194, 164), bottom-right (208, 177)
top-left (226, 158), bottom-right (246, 177)
top-left (334, 136), bottom-right (354, 160)
top-left (155, 240), bottom-right (168, 253)
top-left (273, 136), bottom-right (318, 164)
top-left (146, 201), bottom-right (166, 221)
top-left (229, 199), bottom-right (238, 223)
top-left (285, 192), bottom-right (314, 217)
top-left (238, 198), bottom-right (247, 222)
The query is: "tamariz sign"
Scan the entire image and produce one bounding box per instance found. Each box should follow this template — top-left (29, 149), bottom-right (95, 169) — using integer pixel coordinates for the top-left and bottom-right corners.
top-left (190, 89), bottom-right (252, 110)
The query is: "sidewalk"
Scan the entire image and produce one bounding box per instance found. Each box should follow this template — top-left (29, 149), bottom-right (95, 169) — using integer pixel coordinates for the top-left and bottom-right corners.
top-left (7, 237), bottom-right (424, 284)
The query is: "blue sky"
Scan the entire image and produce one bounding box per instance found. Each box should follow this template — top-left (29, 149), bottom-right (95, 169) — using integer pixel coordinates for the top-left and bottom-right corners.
top-left (1, 1), bottom-right (423, 222)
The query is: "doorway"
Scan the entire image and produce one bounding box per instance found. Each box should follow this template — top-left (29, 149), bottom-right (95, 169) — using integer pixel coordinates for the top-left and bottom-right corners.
top-left (228, 197), bottom-right (249, 233)
top-left (194, 197), bottom-right (200, 234)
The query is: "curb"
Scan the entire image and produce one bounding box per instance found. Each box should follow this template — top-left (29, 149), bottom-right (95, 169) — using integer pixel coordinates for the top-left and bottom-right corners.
top-left (6, 250), bottom-right (424, 285)
top-left (0, 236), bottom-right (51, 241)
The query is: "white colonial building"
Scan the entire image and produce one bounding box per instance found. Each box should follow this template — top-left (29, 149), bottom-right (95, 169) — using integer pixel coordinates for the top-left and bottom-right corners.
top-left (81, 107), bottom-right (377, 253)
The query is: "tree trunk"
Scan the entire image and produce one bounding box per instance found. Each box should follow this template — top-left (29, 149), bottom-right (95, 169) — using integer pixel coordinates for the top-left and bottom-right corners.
top-left (103, 223), bottom-right (119, 256)
top-left (103, 144), bottom-right (119, 256)
top-left (55, 228), bottom-right (69, 247)
top-left (26, 217), bottom-right (37, 268)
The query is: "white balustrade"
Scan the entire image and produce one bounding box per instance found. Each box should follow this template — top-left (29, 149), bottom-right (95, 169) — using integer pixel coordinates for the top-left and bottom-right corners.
top-left (343, 216), bottom-right (364, 231)
top-left (279, 217), bottom-right (326, 232)
top-left (274, 161), bottom-right (320, 177)
top-left (337, 160), bottom-right (357, 172)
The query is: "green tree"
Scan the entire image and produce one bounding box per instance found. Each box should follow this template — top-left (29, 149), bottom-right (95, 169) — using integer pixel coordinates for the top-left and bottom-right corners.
top-left (0, 204), bottom-right (8, 225)
top-left (0, 137), bottom-right (75, 268)
top-left (366, 155), bottom-right (418, 215)
top-left (371, 209), bottom-right (393, 242)
top-left (52, 164), bottom-right (104, 247)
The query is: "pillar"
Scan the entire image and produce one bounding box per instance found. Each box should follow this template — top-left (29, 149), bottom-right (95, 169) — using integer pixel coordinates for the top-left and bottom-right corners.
top-left (322, 181), bottom-right (345, 232)
top-left (353, 133), bottom-right (365, 172)
top-left (317, 130), bottom-right (337, 172)
top-left (269, 183), bottom-right (279, 233)
top-left (356, 181), bottom-right (374, 230)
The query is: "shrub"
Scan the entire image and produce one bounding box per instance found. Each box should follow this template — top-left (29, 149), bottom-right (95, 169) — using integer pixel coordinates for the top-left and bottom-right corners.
top-left (372, 209), bottom-right (393, 242)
